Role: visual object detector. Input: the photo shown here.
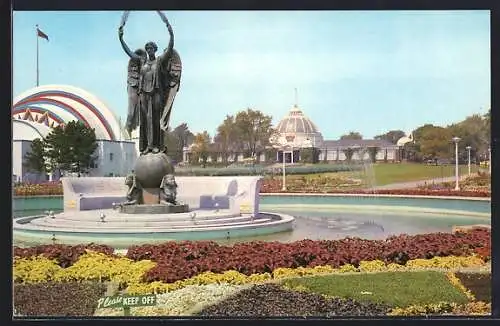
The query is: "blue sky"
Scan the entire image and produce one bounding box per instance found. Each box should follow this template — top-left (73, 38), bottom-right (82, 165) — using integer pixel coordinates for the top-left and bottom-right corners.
top-left (13, 10), bottom-right (490, 139)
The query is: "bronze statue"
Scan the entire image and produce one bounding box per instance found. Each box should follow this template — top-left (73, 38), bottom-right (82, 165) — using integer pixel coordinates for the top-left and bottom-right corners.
top-left (124, 172), bottom-right (142, 205)
top-left (118, 11), bottom-right (182, 155)
top-left (125, 48), bottom-right (147, 139)
top-left (159, 174), bottom-right (178, 205)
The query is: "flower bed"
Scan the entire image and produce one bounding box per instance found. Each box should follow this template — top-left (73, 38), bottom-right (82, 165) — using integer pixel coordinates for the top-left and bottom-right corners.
top-left (13, 238), bottom-right (491, 317)
top-left (14, 281), bottom-right (106, 316)
top-left (14, 182), bottom-right (63, 196)
top-left (197, 283), bottom-right (391, 317)
top-left (454, 272), bottom-right (491, 303)
top-left (95, 283), bottom-right (246, 317)
top-left (13, 229), bottom-right (490, 286)
top-left (261, 178), bottom-right (490, 197)
top-left (417, 173), bottom-right (491, 193)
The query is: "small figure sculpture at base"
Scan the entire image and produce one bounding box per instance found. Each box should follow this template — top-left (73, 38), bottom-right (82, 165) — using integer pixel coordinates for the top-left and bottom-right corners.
top-left (160, 174), bottom-right (178, 205)
top-left (124, 172), bottom-right (143, 205)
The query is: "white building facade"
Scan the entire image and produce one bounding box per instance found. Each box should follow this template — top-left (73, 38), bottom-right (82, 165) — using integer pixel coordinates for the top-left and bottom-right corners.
top-left (183, 103), bottom-right (401, 164)
top-left (12, 85), bottom-right (137, 182)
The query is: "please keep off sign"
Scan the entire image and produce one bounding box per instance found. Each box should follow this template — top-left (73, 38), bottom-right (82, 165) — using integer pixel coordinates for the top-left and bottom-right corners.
top-left (97, 294), bottom-right (157, 310)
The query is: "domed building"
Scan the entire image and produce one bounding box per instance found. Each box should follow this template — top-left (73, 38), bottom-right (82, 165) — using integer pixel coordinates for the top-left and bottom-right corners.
top-left (12, 85), bottom-right (137, 182)
top-left (270, 104), bottom-right (324, 163)
top-left (181, 96), bottom-right (401, 165)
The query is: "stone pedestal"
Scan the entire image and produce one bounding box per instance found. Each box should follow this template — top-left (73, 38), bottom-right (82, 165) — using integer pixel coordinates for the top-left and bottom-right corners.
top-left (142, 188), bottom-right (160, 204)
top-left (119, 204), bottom-right (189, 214)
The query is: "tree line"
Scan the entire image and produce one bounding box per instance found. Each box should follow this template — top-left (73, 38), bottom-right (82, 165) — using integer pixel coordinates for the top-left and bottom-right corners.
top-left (23, 107), bottom-right (490, 175)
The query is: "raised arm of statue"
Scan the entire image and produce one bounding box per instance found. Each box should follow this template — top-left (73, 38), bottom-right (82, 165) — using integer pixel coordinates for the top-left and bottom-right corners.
top-left (118, 26), bottom-right (140, 60)
top-left (156, 11), bottom-right (174, 63)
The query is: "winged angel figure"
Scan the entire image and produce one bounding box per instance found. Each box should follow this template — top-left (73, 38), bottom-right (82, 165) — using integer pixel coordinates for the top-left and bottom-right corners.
top-left (118, 11), bottom-right (182, 155)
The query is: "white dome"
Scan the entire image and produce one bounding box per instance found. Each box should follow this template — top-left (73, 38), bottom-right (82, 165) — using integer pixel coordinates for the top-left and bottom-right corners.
top-left (12, 84), bottom-right (125, 141)
top-left (273, 105), bottom-right (323, 148)
top-left (397, 136), bottom-right (412, 146)
top-left (276, 105), bottom-right (320, 134)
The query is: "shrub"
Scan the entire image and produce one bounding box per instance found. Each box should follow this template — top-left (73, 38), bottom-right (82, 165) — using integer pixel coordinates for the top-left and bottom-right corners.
top-left (123, 229), bottom-right (491, 283)
top-left (13, 244), bottom-right (115, 267)
top-left (13, 256), bottom-right (63, 284)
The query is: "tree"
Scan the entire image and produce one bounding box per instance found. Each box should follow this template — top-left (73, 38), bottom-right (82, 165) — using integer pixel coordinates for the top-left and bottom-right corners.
top-left (214, 115), bottom-right (238, 165)
top-left (374, 130), bottom-right (406, 144)
top-left (23, 138), bottom-right (47, 174)
top-left (340, 131), bottom-right (363, 140)
top-left (367, 146), bottom-right (380, 163)
top-left (448, 113), bottom-right (490, 162)
top-left (191, 131), bottom-right (211, 167)
top-left (172, 123), bottom-right (194, 151)
top-left (415, 125), bottom-right (453, 160)
top-left (342, 147), bottom-right (357, 162)
top-left (62, 121), bottom-right (98, 176)
top-left (44, 124), bottom-right (72, 175)
top-left (44, 121), bottom-right (97, 177)
top-left (162, 123), bottom-right (195, 163)
top-left (234, 108), bottom-right (275, 158)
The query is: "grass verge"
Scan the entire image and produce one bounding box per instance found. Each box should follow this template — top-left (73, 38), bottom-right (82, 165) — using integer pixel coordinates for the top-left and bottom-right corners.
top-left (281, 271), bottom-right (470, 308)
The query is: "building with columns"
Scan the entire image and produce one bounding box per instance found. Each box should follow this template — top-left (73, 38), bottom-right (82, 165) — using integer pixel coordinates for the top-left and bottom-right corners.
top-left (183, 102), bottom-right (402, 164)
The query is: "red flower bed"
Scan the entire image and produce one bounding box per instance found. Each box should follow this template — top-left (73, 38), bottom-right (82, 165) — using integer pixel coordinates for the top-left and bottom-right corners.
top-left (13, 243), bottom-right (115, 268)
top-left (124, 228), bottom-right (490, 283)
top-left (14, 182), bottom-right (63, 196)
top-left (260, 179), bottom-right (490, 197)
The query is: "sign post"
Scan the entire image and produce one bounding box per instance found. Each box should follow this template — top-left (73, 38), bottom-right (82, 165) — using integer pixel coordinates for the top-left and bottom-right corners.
top-left (97, 294), bottom-right (157, 316)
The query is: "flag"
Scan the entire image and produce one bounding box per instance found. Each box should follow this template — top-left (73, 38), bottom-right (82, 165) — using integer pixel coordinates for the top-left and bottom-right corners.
top-left (37, 28), bottom-right (49, 41)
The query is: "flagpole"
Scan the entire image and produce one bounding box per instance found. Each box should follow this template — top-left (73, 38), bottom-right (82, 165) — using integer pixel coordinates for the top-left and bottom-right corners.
top-left (36, 24), bottom-right (39, 87)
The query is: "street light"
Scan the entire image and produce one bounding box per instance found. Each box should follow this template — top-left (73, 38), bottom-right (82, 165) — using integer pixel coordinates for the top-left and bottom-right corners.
top-left (452, 137), bottom-right (461, 191)
top-left (281, 143), bottom-right (287, 191)
top-left (465, 146), bottom-right (471, 176)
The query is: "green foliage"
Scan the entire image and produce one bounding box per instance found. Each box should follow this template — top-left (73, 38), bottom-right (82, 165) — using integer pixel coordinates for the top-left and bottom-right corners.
top-left (300, 148), bottom-right (320, 163)
top-left (342, 147), bottom-right (358, 162)
top-left (43, 121), bottom-right (97, 176)
top-left (23, 138), bottom-right (47, 174)
top-left (63, 121), bottom-right (98, 176)
top-left (234, 108), bottom-right (275, 157)
top-left (213, 115), bottom-right (239, 165)
top-left (367, 146), bottom-right (380, 163)
top-left (374, 130), bottom-right (406, 144)
top-left (340, 131), bottom-right (363, 140)
top-left (190, 131), bottom-right (211, 167)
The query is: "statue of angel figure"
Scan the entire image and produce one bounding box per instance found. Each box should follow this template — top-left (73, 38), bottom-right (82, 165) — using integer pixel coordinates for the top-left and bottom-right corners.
top-left (118, 11), bottom-right (182, 155)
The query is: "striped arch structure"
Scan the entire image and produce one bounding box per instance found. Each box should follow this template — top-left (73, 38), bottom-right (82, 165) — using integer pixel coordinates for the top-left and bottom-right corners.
top-left (12, 85), bottom-right (124, 141)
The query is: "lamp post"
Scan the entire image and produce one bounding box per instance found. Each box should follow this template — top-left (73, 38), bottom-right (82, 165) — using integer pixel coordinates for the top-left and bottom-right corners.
top-left (282, 144), bottom-right (287, 191)
top-left (465, 146), bottom-right (471, 176)
top-left (452, 137), bottom-right (461, 191)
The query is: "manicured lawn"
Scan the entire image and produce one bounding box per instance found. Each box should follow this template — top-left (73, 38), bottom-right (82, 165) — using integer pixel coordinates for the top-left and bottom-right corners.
top-left (281, 271), bottom-right (470, 308)
top-left (290, 163), bottom-right (480, 186)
